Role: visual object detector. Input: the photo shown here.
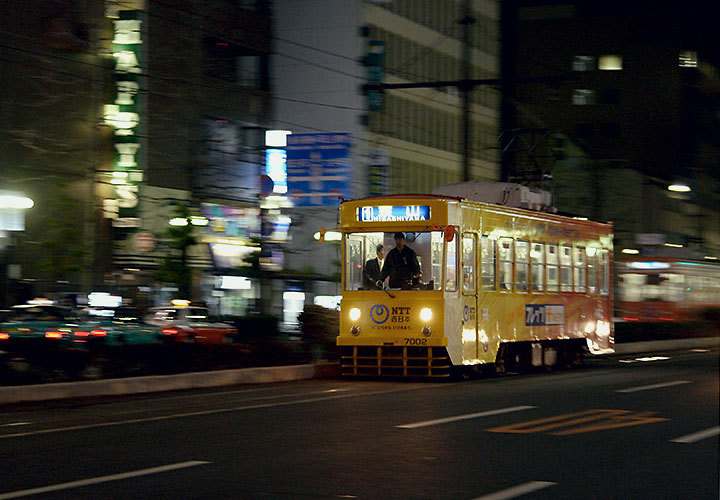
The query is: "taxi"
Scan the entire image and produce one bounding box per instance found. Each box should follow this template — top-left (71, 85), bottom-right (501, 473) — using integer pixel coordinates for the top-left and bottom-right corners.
top-left (145, 300), bottom-right (238, 345)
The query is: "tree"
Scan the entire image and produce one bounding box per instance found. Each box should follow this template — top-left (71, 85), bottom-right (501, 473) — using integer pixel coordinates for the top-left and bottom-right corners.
top-left (154, 205), bottom-right (198, 298)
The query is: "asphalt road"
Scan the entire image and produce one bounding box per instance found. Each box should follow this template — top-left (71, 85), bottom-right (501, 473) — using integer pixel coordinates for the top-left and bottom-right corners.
top-left (0, 347), bottom-right (717, 500)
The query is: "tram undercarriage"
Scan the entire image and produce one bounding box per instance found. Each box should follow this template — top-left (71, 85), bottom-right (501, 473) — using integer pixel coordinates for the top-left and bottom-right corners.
top-left (340, 339), bottom-right (589, 378)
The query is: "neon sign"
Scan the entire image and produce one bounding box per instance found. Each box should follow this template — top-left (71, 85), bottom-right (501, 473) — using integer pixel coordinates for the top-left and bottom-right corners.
top-left (103, 11), bottom-right (143, 229)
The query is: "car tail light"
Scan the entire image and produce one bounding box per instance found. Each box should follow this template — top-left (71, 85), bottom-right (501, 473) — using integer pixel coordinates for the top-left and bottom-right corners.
top-left (162, 328), bottom-right (179, 335)
top-left (75, 331), bottom-right (90, 337)
top-left (0, 332), bottom-right (9, 340)
top-left (45, 331), bottom-right (64, 339)
top-left (91, 330), bottom-right (107, 337)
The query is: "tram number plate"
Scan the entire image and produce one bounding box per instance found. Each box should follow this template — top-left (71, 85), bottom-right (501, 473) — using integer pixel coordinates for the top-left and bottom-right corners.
top-left (405, 338), bottom-right (428, 345)
top-left (525, 304), bottom-right (565, 326)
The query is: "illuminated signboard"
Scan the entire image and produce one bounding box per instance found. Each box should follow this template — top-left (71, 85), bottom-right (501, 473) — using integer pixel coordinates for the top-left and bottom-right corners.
top-left (358, 205), bottom-right (431, 222)
top-left (626, 261), bottom-right (672, 270)
top-left (103, 10), bottom-right (144, 230)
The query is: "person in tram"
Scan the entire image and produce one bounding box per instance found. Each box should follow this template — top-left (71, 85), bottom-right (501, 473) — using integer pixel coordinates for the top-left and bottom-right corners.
top-left (377, 232), bottom-right (421, 289)
top-left (363, 243), bottom-right (385, 289)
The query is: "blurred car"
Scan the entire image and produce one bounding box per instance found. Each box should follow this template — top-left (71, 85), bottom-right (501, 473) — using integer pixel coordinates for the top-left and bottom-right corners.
top-left (77, 306), bottom-right (163, 347)
top-left (0, 303), bottom-right (87, 346)
top-left (145, 300), bottom-right (237, 344)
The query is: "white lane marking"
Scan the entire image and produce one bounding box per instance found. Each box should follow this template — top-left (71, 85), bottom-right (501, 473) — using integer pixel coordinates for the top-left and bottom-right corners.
top-left (671, 426), bottom-right (720, 444)
top-left (0, 385), bottom-right (441, 439)
top-left (397, 406), bottom-right (536, 429)
top-left (0, 461), bottom-right (211, 500)
top-left (0, 422), bottom-right (31, 427)
top-left (470, 481), bottom-right (556, 500)
top-left (615, 380), bottom-right (691, 393)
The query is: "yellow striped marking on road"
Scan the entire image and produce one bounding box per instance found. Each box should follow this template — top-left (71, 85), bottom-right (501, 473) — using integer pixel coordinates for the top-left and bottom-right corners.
top-left (487, 409), bottom-right (669, 436)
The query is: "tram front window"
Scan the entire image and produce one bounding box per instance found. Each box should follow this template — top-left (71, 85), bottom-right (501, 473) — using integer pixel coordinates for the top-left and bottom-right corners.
top-left (345, 231), bottom-right (444, 291)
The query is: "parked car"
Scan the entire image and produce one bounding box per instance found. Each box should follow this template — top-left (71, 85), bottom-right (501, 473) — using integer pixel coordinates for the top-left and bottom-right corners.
top-left (145, 300), bottom-right (238, 345)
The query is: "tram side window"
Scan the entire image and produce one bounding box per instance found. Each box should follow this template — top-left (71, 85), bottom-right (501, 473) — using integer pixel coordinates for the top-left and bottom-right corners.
top-left (574, 246), bottom-right (586, 293)
top-left (516, 240), bottom-right (529, 291)
top-left (499, 238), bottom-right (514, 290)
top-left (599, 250), bottom-right (609, 295)
top-left (445, 233), bottom-right (458, 291)
top-left (587, 247), bottom-right (598, 293)
top-left (481, 236), bottom-right (496, 290)
top-left (560, 245), bottom-right (572, 291)
top-left (462, 234), bottom-right (476, 291)
top-left (531, 242), bottom-right (544, 291)
top-left (546, 244), bottom-right (559, 291)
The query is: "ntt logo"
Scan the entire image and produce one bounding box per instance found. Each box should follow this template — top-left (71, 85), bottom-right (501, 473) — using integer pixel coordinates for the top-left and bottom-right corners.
top-left (370, 304), bottom-right (389, 324)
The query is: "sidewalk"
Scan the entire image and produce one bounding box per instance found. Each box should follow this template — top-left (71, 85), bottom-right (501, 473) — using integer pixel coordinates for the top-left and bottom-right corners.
top-left (1, 338), bottom-right (717, 406)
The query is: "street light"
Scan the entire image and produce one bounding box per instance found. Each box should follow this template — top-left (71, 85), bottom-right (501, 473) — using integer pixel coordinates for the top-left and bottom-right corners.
top-left (0, 193), bottom-right (34, 210)
top-left (667, 183), bottom-right (691, 193)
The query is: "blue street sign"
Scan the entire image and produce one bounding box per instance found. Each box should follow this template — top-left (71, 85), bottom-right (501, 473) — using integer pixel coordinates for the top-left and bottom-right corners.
top-left (286, 133), bottom-right (352, 207)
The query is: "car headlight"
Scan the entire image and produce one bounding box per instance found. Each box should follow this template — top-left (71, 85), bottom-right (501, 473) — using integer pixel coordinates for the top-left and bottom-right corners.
top-left (349, 307), bottom-right (361, 321)
top-left (420, 308), bottom-right (432, 322)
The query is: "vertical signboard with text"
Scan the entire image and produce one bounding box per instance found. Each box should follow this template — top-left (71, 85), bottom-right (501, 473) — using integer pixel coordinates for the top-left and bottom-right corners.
top-left (103, 9), bottom-right (145, 233)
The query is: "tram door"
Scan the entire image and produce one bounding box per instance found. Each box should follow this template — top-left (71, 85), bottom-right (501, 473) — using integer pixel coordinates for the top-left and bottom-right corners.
top-left (461, 233), bottom-right (478, 361)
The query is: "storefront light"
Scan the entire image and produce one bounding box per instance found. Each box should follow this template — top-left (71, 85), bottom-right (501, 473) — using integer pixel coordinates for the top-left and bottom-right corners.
top-left (0, 193), bottom-right (34, 209)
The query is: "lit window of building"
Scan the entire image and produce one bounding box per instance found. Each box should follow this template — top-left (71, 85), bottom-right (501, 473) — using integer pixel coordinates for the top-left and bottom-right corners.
top-left (572, 89), bottom-right (596, 105)
top-left (598, 54), bottom-right (622, 70)
top-left (572, 55), bottom-right (596, 71)
top-left (678, 50), bottom-right (698, 68)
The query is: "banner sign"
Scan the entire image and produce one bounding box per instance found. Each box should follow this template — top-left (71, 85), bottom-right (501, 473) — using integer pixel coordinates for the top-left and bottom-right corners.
top-left (286, 133), bottom-right (352, 207)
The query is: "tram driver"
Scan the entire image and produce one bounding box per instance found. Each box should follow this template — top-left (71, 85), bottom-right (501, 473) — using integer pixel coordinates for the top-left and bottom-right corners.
top-left (376, 232), bottom-right (421, 289)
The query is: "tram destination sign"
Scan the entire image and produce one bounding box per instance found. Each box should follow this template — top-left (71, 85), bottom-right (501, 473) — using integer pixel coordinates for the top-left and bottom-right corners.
top-left (358, 205), bottom-right (431, 222)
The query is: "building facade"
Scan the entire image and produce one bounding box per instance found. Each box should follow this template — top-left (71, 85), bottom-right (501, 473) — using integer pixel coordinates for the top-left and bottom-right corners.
top-left (502, 2), bottom-right (720, 258)
top-left (271, 0), bottom-right (503, 307)
top-left (0, 0), bottom-right (276, 314)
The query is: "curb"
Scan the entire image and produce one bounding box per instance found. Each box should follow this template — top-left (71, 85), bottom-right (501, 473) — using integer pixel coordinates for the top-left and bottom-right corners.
top-left (613, 337), bottom-right (720, 355)
top-left (0, 362), bottom-right (341, 406)
top-left (1, 338), bottom-right (717, 405)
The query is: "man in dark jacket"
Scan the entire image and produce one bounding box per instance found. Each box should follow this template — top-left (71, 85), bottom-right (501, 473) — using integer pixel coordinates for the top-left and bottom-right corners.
top-left (363, 243), bottom-right (385, 289)
top-left (377, 232), bottom-right (421, 289)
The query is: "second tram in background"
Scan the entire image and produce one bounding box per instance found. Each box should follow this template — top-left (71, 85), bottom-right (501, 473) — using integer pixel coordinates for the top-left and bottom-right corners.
top-left (337, 184), bottom-right (614, 377)
top-left (616, 254), bottom-right (720, 322)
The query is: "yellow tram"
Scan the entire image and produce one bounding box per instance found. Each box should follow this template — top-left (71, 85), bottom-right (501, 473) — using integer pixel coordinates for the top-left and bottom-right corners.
top-left (337, 193), bottom-right (614, 377)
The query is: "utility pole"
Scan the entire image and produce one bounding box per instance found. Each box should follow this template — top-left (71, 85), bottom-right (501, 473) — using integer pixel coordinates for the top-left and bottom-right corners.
top-left (460, 0), bottom-right (474, 182)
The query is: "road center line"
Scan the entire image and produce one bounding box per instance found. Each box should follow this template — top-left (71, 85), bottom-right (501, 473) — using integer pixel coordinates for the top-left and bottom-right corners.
top-left (671, 426), bottom-right (720, 443)
top-left (615, 380), bottom-right (691, 393)
top-left (469, 481), bottom-right (556, 500)
top-left (0, 461), bottom-right (211, 500)
top-left (397, 405), bottom-right (536, 429)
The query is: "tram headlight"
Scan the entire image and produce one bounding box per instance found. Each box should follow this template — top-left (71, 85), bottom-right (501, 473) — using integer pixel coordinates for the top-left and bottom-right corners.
top-left (420, 308), bottom-right (432, 322)
top-left (349, 307), bottom-right (361, 321)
